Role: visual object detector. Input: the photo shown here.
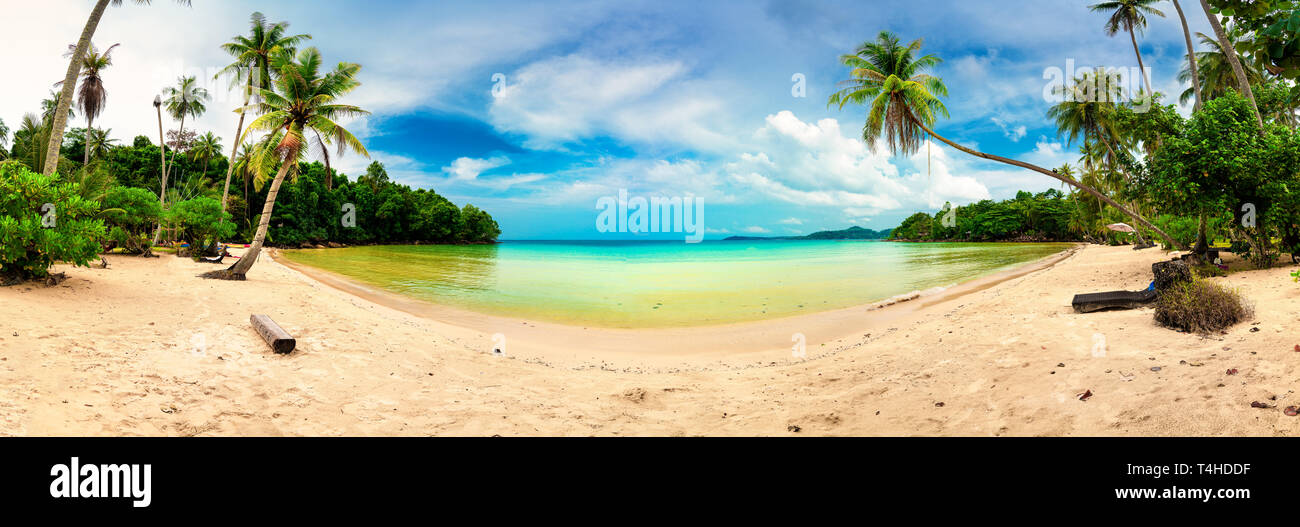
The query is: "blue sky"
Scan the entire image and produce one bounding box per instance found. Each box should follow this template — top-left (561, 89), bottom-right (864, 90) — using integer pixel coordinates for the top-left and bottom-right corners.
top-left (1, 0), bottom-right (1216, 239)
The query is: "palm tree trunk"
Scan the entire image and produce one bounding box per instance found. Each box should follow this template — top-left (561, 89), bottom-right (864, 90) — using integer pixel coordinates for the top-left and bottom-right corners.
top-left (167, 115), bottom-right (185, 179)
top-left (83, 117), bottom-right (93, 167)
top-left (1173, 0), bottom-right (1204, 111)
top-left (1200, 0), bottom-right (1264, 129)
top-left (219, 73), bottom-right (252, 223)
top-left (226, 159), bottom-right (291, 277)
top-left (910, 116), bottom-right (1187, 251)
top-left (318, 132), bottom-right (333, 190)
top-left (1128, 27), bottom-right (1152, 94)
top-left (150, 104), bottom-right (169, 247)
top-left (45, 0), bottom-right (110, 175)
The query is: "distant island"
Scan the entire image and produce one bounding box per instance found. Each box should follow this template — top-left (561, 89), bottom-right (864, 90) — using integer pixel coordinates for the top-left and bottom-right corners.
top-left (723, 226), bottom-right (893, 241)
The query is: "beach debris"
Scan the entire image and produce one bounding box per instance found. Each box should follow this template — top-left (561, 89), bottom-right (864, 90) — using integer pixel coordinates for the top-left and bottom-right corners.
top-left (1294, 344), bottom-right (1299, 352)
top-left (935, 402), bottom-right (945, 407)
top-left (1057, 362), bottom-right (1065, 367)
top-left (1150, 366), bottom-right (1161, 372)
top-left (787, 425), bottom-right (801, 433)
top-left (250, 314), bottom-right (296, 354)
top-left (1078, 390), bottom-right (1093, 402)
top-left (1226, 368), bottom-right (1239, 375)
top-left (1251, 401), bottom-right (1274, 409)
top-left (1286, 406), bottom-right (1300, 417)
top-left (1250, 327), bottom-right (1260, 333)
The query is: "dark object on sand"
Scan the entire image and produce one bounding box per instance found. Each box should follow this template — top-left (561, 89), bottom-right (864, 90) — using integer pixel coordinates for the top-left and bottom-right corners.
top-left (1072, 258), bottom-right (1192, 313)
top-left (251, 314), bottom-right (296, 354)
top-left (1071, 288), bottom-right (1158, 313)
top-left (200, 249), bottom-right (232, 264)
top-left (1132, 242), bottom-right (1156, 250)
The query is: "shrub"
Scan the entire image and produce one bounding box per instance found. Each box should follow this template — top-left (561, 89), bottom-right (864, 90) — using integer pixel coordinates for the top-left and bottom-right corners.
top-left (101, 186), bottom-right (161, 254)
top-left (1154, 279), bottom-right (1253, 334)
top-left (165, 197), bottom-right (234, 257)
top-left (0, 162), bottom-right (106, 282)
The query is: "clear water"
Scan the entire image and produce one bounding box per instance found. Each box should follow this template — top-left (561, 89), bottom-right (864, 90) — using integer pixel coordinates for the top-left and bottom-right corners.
top-left (281, 240), bottom-right (1072, 328)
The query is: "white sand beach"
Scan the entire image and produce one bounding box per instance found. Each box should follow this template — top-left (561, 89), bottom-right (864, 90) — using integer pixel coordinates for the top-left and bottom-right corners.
top-left (2, 244), bottom-right (1298, 436)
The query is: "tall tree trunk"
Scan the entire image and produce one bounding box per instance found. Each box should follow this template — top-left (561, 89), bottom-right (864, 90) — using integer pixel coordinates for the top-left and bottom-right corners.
top-left (909, 115), bottom-right (1187, 251)
top-left (225, 159), bottom-right (291, 277)
top-left (83, 117), bottom-right (93, 167)
top-left (219, 72), bottom-right (253, 223)
top-left (1200, 0), bottom-right (1264, 129)
top-left (150, 104), bottom-right (169, 247)
top-left (1173, 0), bottom-right (1204, 111)
top-left (1194, 210), bottom-right (1209, 254)
top-left (167, 115), bottom-right (185, 179)
top-left (317, 132), bottom-right (333, 190)
top-left (1128, 27), bottom-right (1152, 94)
top-left (45, 0), bottom-right (110, 175)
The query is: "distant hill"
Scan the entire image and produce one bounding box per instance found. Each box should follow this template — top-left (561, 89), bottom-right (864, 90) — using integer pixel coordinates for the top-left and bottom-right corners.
top-left (723, 226), bottom-right (893, 241)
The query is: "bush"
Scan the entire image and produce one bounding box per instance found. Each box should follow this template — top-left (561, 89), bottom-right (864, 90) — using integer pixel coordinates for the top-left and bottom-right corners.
top-left (0, 162), bottom-right (106, 282)
top-left (165, 197), bottom-right (234, 257)
top-left (1154, 279), bottom-right (1253, 334)
top-left (101, 186), bottom-right (161, 254)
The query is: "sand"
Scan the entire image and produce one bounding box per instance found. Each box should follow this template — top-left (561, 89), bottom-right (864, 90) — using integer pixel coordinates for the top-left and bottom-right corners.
top-left (1, 244), bottom-right (1298, 436)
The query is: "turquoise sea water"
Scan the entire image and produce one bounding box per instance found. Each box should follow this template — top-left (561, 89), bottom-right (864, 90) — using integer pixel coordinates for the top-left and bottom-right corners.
top-left (282, 240), bottom-right (1072, 328)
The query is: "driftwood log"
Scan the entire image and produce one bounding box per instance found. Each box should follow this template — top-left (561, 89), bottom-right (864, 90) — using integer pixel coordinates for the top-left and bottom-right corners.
top-left (250, 314), bottom-right (296, 354)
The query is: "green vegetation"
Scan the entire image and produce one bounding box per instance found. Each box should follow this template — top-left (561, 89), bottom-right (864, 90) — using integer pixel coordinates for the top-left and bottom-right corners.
top-left (2, 8), bottom-right (501, 284)
top-left (0, 162), bottom-right (105, 282)
top-left (723, 226), bottom-right (891, 241)
top-left (1154, 279), bottom-right (1253, 333)
top-left (889, 190), bottom-right (1082, 242)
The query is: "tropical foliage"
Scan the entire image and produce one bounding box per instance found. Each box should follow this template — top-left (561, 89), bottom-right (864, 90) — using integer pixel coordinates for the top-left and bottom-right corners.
top-left (0, 162), bottom-right (105, 281)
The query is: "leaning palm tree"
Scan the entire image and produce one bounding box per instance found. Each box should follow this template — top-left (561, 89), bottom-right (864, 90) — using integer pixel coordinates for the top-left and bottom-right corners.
top-left (215, 12), bottom-right (311, 228)
top-left (1170, 0), bottom-right (1203, 111)
top-left (161, 75), bottom-right (209, 178)
top-left (44, 0), bottom-right (192, 176)
top-left (208, 47), bottom-right (369, 279)
top-left (1176, 31), bottom-right (1266, 105)
top-left (1089, 0), bottom-right (1165, 93)
top-left (830, 31), bottom-right (1185, 250)
top-left (56, 42), bottom-right (119, 167)
top-left (1198, 0), bottom-right (1264, 128)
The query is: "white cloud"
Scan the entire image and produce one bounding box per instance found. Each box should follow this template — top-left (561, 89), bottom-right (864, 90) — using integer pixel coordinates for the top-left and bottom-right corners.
top-left (778, 217), bottom-right (802, 225)
top-left (991, 117), bottom-right (1027, 142)
top-left (742, 226), bottom-right (771, 233)
top-left (443, 156), bottom-right (511, 180)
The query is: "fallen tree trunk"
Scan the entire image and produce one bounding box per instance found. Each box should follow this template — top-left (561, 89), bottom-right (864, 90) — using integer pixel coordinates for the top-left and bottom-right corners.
top-left (250, 314), bottom-right (296, 354)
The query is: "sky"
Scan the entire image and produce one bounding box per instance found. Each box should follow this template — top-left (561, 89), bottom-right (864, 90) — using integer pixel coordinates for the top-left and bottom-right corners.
top-left (0, 0), bottom-right (1216, 240)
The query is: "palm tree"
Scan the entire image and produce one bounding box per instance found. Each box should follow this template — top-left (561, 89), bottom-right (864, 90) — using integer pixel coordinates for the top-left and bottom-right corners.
top-left (827, 31), bottom-right (948, 156)
top-left (190, 132), bottom-right (222, 174)
top-left (1176, 32), bottom-right (1265, 105)
top-left (85, 127), bottom-right (118, 162)
top-left (44, 0), bottom-right (192, 176)
top-left (57, 42), bottom-right (119, 167)
top-left (1199, 0), bottom-right (1264, 128)
top-left (0, 118), bottom-right (8, 159)
top-left (1089, 0), bottom-right (1165, 93)
top-left (830, 31), bottom-right (1185, 250)
top-left (210, 47), bottom-right (370, 279)
top-left (215, 12), bottom-right (311, 230)
top-left (161, 75), bottom-right (209, 178)
top-left (1171, 1), bottom-right (1203, 111)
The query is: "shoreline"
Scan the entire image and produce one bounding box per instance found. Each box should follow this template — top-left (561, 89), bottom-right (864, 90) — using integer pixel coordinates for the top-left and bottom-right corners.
top-left (271, 243), bottom-right (1083, 370)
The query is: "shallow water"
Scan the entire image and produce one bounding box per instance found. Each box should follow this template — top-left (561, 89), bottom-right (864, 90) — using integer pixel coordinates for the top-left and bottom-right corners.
top-left (281, 240), bottom-right (1072, 328)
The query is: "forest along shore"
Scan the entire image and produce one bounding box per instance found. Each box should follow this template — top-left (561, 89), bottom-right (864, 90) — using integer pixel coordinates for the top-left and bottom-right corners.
top-left (1, 244), bottom-right (1298, 436)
